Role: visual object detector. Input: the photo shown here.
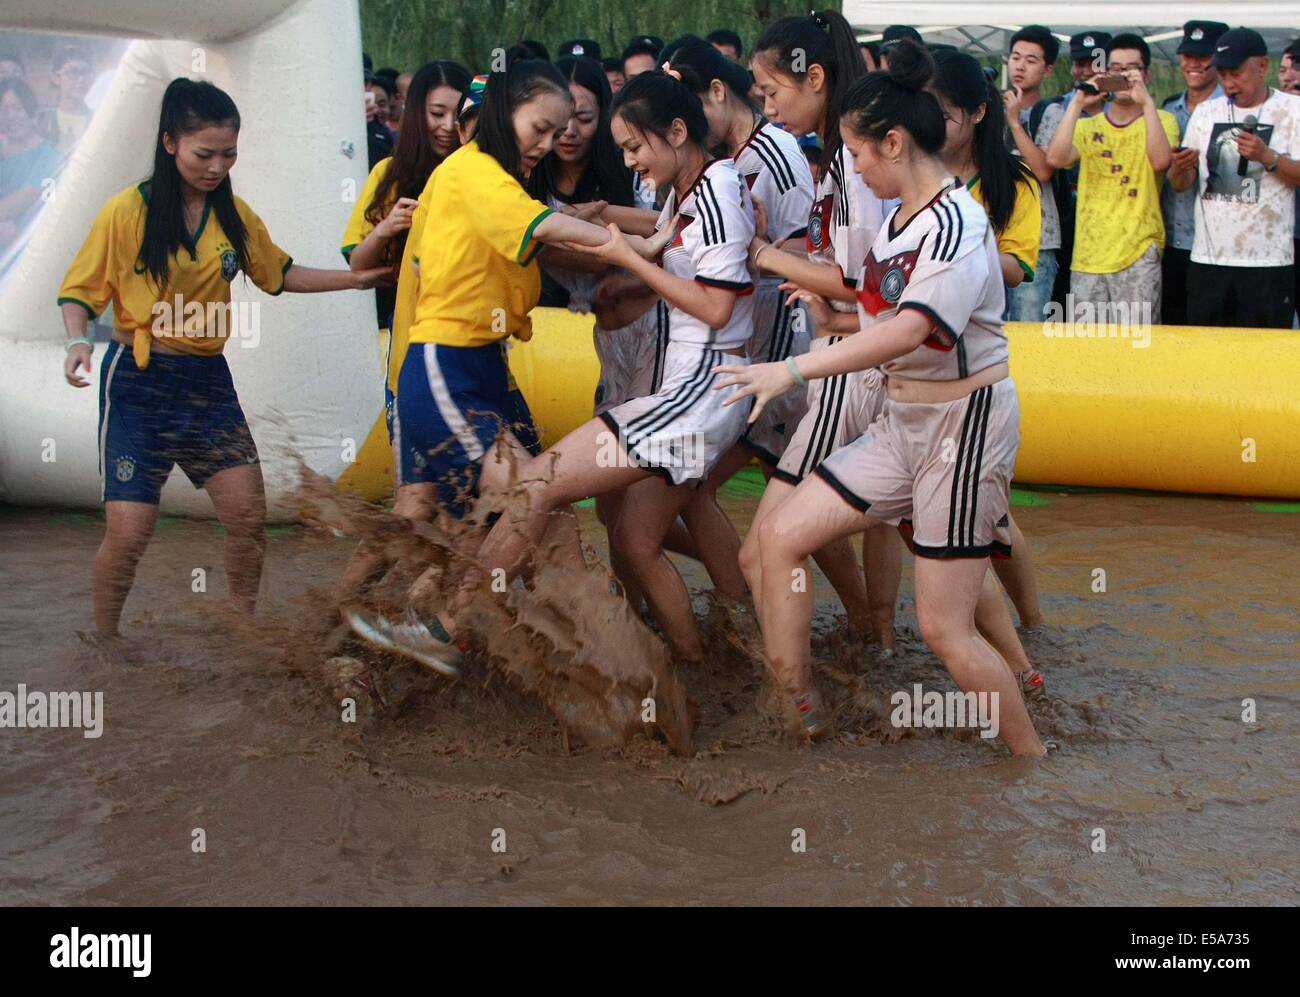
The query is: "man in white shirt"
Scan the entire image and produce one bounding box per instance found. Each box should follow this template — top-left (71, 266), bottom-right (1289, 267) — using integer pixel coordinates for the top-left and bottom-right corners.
top-left (1170, 28), bottom-right (1300, 328)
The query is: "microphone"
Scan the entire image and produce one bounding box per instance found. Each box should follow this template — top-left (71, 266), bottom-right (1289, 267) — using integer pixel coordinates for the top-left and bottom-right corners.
top-left (1238, 115), bottom-right (1259, 177)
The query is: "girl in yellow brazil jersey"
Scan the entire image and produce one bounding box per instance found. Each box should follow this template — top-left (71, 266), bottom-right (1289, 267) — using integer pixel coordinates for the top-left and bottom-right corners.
top-left (342, 56), bottom-right (677, 670)
top-left (59, 79), bottom-right (392, 640)
top-left (341, 59), bottom-right (471, 335)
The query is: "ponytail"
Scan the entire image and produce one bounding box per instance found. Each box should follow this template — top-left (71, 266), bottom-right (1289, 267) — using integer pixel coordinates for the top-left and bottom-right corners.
top-left (661, 34), bottom-right (756, 113)
top-left (931, 49), bottom-right (1034, 233)
top-left (753, 10), bottom-right (867, 167)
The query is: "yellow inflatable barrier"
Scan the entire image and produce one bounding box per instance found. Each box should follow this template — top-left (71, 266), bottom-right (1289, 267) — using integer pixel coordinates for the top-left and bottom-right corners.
top-left (342, 310), bottom-right (1300, 501)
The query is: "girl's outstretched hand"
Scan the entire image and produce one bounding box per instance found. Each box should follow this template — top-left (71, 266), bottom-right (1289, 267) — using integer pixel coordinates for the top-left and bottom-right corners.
top-left (711, 359), bottom-right (797, 425)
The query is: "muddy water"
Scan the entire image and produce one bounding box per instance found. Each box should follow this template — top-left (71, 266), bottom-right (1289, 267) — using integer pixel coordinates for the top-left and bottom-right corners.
top-left (1, 490), bottom-right (1297, 905)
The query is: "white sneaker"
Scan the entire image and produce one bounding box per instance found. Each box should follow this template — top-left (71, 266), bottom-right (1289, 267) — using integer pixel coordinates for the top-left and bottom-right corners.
top-left (343, 608), bottom-right (461, 677)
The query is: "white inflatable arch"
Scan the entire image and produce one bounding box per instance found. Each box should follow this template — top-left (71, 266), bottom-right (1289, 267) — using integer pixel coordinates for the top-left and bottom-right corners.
top-left (0, 0), bottom-right (383, 519)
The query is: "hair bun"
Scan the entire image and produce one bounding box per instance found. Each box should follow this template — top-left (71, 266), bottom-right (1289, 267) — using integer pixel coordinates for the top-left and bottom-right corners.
top-left (885, 37), bottom-right (934, 91)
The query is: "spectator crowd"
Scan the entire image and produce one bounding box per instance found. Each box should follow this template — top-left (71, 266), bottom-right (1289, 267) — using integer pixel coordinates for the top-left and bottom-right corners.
top-left (360, 21), bottom-right (1300, 329)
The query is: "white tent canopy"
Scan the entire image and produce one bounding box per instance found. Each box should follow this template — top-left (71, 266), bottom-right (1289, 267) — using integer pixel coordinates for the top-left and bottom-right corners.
top-left (843, 2), bottom-right (1300, 60)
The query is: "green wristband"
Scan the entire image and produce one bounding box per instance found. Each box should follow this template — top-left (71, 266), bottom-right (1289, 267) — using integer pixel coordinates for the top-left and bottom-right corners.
top-left (786, 355), bottom-right (807, 387)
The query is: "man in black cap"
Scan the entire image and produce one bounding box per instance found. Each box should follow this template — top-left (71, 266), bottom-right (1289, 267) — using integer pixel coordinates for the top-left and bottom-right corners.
top-left (1170, 28), bottom-right (1300, 327)
top-left (622, 36), bottom-right (663, 79)
top-left (558, 39), bottom-right (602, 62)
top-left (1068, 31), bottom-right (1112, 90)
top-left (1160, 21), bottom-right (1228, 324)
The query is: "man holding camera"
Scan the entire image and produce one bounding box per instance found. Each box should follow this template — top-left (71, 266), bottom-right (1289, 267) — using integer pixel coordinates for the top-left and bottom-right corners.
top-left (1047, 34), bottom-right (1179, 322)
top-left (1170, 28), bottom-right (1300, 328)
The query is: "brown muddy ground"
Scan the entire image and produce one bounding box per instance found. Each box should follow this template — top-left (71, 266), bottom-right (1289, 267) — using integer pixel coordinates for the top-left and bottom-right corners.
top-left (1, 490), bottom-right (1297, 906)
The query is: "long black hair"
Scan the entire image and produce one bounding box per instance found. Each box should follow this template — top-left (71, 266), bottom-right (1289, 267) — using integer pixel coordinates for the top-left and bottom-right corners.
top-left (138, 78), bottom-right (248, 292)
top-left (476, 55), bottom-right (572, 179)
top-left (840, 40), bottom-right (946, 157)
top-left (752, 9), bottom-right (867, 170)
top-left (365, 59), bottom-right (471, 251)
top-left (931, 48), bottom-right (1035, 233)
top-left (528, 56), bottom-right (633, 207)
top-left (610, 70), bottom-right (710, 149)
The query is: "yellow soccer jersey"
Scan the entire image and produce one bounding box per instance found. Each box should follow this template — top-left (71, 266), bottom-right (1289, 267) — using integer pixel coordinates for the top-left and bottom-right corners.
top-left (59, 182), bottom-right (291, 368)
top-left (406, 141), bottom-right (552, 349)
top-left (967, 171), bottom-right (1042, 281)
top-left (1070, 109), bottom-right (1180, 274)
top-left (341, 156), bottom-right (395, 262)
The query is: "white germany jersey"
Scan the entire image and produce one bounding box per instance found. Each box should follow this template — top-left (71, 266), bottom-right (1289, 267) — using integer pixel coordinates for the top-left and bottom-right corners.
top-left (656, 157), bottom-right (756, 350)
top-left (734, 120), bottom-right (814, 249)
top-left (806, 143), bottom-right (887, 313)
top-left (855, 184), bottom-right (1007, 381)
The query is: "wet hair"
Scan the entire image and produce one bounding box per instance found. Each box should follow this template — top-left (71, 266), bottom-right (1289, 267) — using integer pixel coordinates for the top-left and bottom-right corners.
top-left (931, 49), bottom-right (1035, 233)
top-left (707, 29), bottom-right (743, 58)
top-left (0, 78), bottom-right (39, 120)
top-left (840, 39), bottom-right (945, 157)
top-left (365, 60), bottom-right (471, 254)
top-left (138, 78), bottom-right (250, 292)
top-left (529, 56), bottom-right (634, 208)
top-left (752, 9), bottom-right (867, 168)
top-left (610, 70), bottom-right (709, 148)
top-left (1009, 25), bottom-right (1060, 65)
top-left (1107, 33), bottom-right (1151, 68)
top-left (476, 55), bottom-right (573, 179)
top-left (661, 35), bottom-right (757, 114)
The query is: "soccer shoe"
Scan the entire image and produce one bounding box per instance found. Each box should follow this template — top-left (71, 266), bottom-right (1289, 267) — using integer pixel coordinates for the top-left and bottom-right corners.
top-left (343, 607), bottom-right (461, 677)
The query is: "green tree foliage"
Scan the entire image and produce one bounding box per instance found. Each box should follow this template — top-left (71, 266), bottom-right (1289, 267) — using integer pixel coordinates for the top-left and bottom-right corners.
top-left (360, 0), bottom-right (816, 72)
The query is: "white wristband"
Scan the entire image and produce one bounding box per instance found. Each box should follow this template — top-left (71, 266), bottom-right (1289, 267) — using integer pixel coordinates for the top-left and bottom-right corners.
top-left (66, 336), bottom-right (93, 351)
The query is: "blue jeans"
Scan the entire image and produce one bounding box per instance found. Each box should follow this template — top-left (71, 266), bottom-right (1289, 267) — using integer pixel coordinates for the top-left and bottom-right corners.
top-left (1005, 249), bottom-right (1058, 323)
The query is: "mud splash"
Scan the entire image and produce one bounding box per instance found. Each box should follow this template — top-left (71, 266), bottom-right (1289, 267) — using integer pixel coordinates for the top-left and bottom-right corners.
top-left (295, 467), bottom-right (692, 755)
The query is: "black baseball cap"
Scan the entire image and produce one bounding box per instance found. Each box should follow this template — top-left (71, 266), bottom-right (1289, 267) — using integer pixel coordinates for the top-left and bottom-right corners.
top-left (1210, 27), bottom-right (1268, 69)
top-left (558, 38), bottom-right (602, 61)
top-left (882, 25), bottom-right (924, 44)
top-left (1176, 21), bottom-right (1229, 56)
top-left (1069, 31), bottom-right (1112, 61)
